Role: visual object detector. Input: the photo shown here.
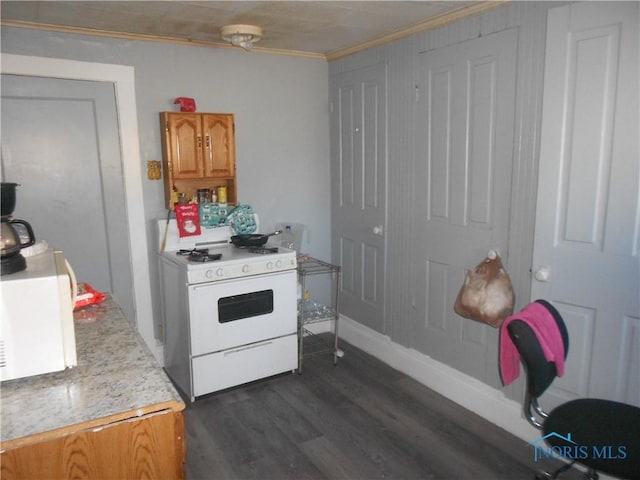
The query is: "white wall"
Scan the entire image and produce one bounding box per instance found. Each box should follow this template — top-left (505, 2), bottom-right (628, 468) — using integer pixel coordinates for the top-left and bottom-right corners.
top-left (1, 26), bottom-right (331, 342)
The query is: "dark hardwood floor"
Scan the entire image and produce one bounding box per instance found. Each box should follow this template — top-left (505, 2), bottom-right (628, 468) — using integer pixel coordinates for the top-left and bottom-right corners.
top-left (184, 337), bottom-right (581, 480)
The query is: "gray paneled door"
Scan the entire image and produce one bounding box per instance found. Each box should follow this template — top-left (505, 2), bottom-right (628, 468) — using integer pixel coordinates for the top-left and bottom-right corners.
top-left (532, 3), bottom-right (639, 407)
top-left (331, 64), bottom-right (387, 333)
top-left (411, 29), bottom-right (517, 384)
top-left (1, 74), bottom-right (135, 323)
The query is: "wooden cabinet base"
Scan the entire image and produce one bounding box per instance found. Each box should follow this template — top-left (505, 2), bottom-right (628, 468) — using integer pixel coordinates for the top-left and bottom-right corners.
top-left (1, 409), bottom-right (185, 479)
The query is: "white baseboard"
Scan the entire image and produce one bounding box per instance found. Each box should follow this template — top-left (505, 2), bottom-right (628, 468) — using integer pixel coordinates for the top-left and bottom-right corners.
top-left (338, 316), bottom-right (620, 478)
top-left (214, 313), bottom-right (607, 477)
top-left (337, 314), bottom-right (541, 444)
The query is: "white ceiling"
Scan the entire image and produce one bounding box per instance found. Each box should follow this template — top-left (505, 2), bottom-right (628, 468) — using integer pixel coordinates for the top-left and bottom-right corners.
top-left (0, 1), bottom-right (503, 59)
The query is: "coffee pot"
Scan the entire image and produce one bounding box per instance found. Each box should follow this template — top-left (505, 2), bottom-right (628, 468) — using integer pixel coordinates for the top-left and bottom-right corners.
top-left (1, 219), bottom-right (35, 254)
top-left (1, 182), bottom-right (36, 275)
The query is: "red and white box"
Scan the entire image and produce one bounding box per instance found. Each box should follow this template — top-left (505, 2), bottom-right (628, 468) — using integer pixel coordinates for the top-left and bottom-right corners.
top-left (175, 204), bottom-right (201, 237)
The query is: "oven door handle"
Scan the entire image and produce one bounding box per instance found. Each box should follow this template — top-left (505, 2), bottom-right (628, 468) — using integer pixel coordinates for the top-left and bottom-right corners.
top-left (223, 340), bottom-right (273, 356)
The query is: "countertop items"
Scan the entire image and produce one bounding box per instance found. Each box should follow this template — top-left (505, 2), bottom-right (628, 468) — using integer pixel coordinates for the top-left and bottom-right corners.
top-left (0, 295), bottom-right (184, 445)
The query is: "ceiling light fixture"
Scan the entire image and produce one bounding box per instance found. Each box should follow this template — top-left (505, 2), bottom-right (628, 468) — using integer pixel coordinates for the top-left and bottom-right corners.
top-left (220, 24), bottom-right (263, 51)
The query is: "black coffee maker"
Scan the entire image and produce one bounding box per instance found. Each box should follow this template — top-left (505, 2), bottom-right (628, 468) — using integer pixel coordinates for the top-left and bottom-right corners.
top-left (1, 182), bottom-right (36, 275)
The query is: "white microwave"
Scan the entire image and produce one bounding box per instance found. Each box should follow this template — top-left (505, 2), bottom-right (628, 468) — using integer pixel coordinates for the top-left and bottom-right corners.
top-left (0, 250), bottom-right (78, 381)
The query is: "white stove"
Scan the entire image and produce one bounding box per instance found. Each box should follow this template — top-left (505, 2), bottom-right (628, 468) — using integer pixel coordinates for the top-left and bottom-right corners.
top-left (157, 218), bottom-right (298, 401)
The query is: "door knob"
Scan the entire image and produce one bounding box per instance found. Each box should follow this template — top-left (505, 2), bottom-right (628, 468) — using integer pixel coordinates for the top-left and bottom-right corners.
top-left (534, 266), bottom-right (551, 282)
top-left (372, 225), bottom-right (384, 236)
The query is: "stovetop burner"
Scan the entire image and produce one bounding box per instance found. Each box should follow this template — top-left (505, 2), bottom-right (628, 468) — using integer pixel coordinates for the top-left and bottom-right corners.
top-left (188, 252), bottom-right (222, 263)
top-left (177, 248), bottom-right (222, 263)
top-left (247, 246), bottom-right (279, 254)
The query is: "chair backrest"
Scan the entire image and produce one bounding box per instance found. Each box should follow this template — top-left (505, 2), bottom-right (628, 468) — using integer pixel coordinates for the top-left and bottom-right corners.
top-left (506, 299), bottom-right (570, 399)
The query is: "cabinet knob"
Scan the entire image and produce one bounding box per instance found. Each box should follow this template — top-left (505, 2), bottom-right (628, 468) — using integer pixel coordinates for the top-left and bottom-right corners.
top-left (534, 266), bottom-right (551, 282)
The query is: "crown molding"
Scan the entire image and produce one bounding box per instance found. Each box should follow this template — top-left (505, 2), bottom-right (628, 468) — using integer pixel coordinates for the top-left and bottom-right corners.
top-left (325, 0), bottom-right (510, 61)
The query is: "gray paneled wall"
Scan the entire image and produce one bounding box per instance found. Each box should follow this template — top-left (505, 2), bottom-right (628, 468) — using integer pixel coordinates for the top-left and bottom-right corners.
top-left (329, 2), bottom-right (559, 401)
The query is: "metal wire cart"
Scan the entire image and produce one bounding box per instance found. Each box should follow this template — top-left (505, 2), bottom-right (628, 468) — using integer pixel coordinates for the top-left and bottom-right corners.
top-left (296, 257), bottom-right (341, 373)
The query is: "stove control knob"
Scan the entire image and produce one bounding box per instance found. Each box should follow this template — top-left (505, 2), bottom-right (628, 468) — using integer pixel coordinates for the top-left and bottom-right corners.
top-left (266, 261), bottom-right (274, 270)
top-left (205, 270), bottom-right (213, 279)
top-left (216, 268), bottom-right (224, 277)
top-left (242, 264), bottom-right (250, 273)
top-left (276, 260), bottom-right (283, 268)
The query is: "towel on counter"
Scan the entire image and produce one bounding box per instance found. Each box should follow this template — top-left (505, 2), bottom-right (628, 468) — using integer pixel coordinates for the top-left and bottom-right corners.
top-left (499, 301), bottom-right (566, 385)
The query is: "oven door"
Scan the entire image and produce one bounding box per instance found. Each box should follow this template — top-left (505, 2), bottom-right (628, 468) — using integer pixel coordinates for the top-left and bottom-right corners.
top-left (188, 269), bottom-right (296, 356)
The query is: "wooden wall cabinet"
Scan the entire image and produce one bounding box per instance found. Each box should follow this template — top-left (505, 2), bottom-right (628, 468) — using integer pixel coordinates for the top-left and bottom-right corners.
top-left (160, 112), bottom-right (237, 208)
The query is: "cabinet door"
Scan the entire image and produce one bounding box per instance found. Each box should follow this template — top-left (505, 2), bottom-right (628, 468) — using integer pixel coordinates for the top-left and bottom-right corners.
top-left (166, 113), bottom-right (203, 179)
top-left (1, 409), bottom-right (185, 479)
top-left (201, 114), bottom-right (235, 178)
